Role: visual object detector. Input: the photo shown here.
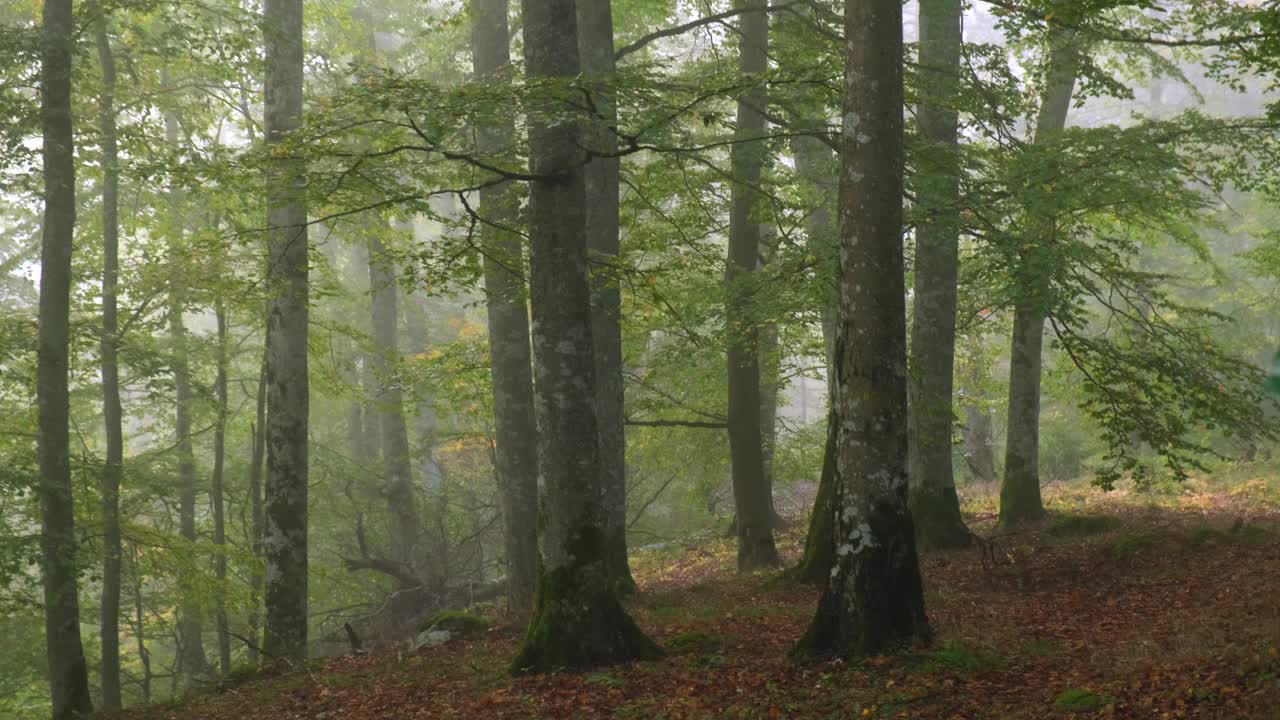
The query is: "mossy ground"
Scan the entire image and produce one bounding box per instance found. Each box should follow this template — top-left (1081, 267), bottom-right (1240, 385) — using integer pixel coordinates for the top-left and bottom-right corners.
top-left (115, 473), bottom-right (1280, 720)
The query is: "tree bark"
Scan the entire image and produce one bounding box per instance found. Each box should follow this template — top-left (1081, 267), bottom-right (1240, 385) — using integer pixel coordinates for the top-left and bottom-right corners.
top-left (368, 234), bottom-right (421, 576)
top-left (165, 107), bottom-right (209, 687)
top-left (37, 0), bottom-right (94, 715)
top-left (94, 13), bottom-right (124, 710)
top-left (578, 0), bottom-right (636, 596)
top-left (792, 0), bottom-right (930, 659)
top-left (262, 0), bottom-right (310, 661)
top-left (510, 0), bottom-right (660, 673)
top-left (246, 349), bottom-right (267, 665)
top-left (999, 28), bottom-right (1080, 527)
top-left (725, 0), bottom-right (781, 571)
top-left (907, 0), bottom-right (971, 550)
top-left (212, 300), bottom-right (231, 675)
top-left (470, 0), bottom-right (538, 612)
top-left (787, 409), bottom-right (835, 584)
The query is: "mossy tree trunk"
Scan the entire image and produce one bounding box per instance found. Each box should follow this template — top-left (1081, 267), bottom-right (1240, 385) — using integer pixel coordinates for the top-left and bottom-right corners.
top-left (907, 0), bottom-right (971, 550)
top-left (511, 0), bottom-right (660, 673)
top-left (999, 28), bottom-right (1080, 528)
top-left (470, 0), bottom-right (539, 611)
top-left (792, 0), bottom-right (930, 660)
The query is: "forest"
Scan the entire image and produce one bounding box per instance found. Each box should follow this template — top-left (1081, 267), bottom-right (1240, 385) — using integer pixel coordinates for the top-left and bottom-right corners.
top-left (3, 0), bottom-right (1280, 718)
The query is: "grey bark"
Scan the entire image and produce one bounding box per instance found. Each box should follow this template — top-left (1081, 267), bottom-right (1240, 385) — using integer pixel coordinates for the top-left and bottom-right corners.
top-left (510, 0), bottom-right (659, 672)
top-left (999, 29), bottom-right (1080, 527)
top-left (793, 0), bottom-right (929, 659)
top-left (246, 348), bottom-right (267, 665)
top-left (165, 107), bottom-right (209, 686)
top-left (725, 0), bottom-right (781, 571)
top-left (368, 234), bottom-right (421, 576)
top-left (94, 14), bottom-right (124, 710)
top-left (262, 0), bottom-right (310, 660)
top-left (962, 401), bottom-right (997, 484)
top-left (470, 0), bottom-right (538, 611)
top-left (578, 0), bottom-right (636, 595)
top-left (212, 301), bottom-right (231, 675)
top-left (37, 0), bottom-right (94, 715)
top-left (907, 0), bottom-right (971, 549)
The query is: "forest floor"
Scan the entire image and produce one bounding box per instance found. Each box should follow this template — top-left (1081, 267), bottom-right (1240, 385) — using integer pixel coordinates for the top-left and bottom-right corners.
top-left (118, 473), bottom-right (1280, 720)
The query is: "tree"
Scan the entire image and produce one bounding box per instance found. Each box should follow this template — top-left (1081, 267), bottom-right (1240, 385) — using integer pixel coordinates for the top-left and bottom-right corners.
top-left (37, 0), bottom-right (94, 715)
top-left (999, 27), bottom-right (1080, 527)
top-left (510, 0), bottom-right (660, 673)
top-left (470, 0), bottom-right (539, 611)
top-left (579, 0), bottom-right (637, 596)
top-left (792, 0), bottom-right (930, 659)
top-left (907, 0), bottom-right (971, 549)
top-left (93, 11), bottom-right (124, 709)
top-left (262, 0), bottom-right (310, 661)
top-left (725, 0), bottom-right (781, 571)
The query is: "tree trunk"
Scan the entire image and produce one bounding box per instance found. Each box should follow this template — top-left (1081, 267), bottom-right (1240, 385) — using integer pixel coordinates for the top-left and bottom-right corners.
top-left (999, 29), bottom-right (1080, 527)
top-left (212, 300), bottom-right (232, 675)
top-left (131, 546), bottom-right (151, 703)
top-left (962, 401), bottom-right (997, 484)
top-left (470, 0), bottom-right (538, 612)
top-left (725, 0), bottom-right (781, 571)
top-left (246, 349), bottom-right (267, 666)
top-left (907, 0), bottom-right (970, 550)
top-left (262, 0), bottom-right (310, 661)
top-left (792, 0), bottom-right (930, 659)
top-left (787, 409), bottom-right (835, 584)
top-left (37, 1), bottom-right (94, 715)
top-left (510, 0), bottom-right (660, 673)
top-left (758, 235), bottom-right (784, 528)
top-left (94, 14), bottom-right (124, 710)
top-left (578, 0), bottom-right (636, 597)
top-left (368, 235), bottom-right (421, 576)
top-left (165, 107), bottom-right (209, 687)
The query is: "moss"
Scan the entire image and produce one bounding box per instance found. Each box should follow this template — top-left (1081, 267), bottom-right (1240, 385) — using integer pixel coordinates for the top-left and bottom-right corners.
top-left (419, 610), bottom-right (490, 636)
top-left (666, 631), bottom-right (723, 654)
top-left (923, 640), bottom-right (1007, 673)
top-left (510, 532), bottom-right (662, 675)
top-left (1053, 687), bottom-right (1112, 712)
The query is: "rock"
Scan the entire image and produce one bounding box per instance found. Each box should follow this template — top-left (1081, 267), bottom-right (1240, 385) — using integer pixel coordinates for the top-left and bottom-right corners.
top-left (413, 628), bottom-right (452, 651)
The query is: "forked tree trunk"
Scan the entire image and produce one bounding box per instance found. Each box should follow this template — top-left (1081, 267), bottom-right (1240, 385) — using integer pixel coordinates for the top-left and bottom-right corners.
top-left (578, 0), bottom-right (636, 596)
top-left (262, 0), bottom-right (310, 661)
top-left (792, 0), bottom-right (930, 659)
top-left (470, 0), bottom-right (539, 612)
top-left (510, 0), bottom-right (660, 673)
top-left (725, 0), bottom-right (781, 571)
top-left (907, 0), bottom-right (971, 549)
top-left (999, 28), bottom-right (1080, 527)
top-left (95, 13), bottom-right (124, 709)
top-left (37, 0), bottom-right (95, 715)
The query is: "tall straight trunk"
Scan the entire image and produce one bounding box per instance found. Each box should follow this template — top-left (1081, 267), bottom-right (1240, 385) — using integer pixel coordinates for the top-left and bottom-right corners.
top-left (246, 350), bottom-right (267, 665)
top-left (788, 117), bottom-right (839, 583)
top-left (212, 301), bottom-right (231, 675)
top-left (510, 0), bottom-right (660, 673)
top-left (998, 29), bottom-right (1079, 527)
top-left (262, 0), bottom-right (310, 661)
top-left (95, 14), bottom-right (124, 710)
top-left (165, 108), bottom-right (208, 686)
top-left (907, 0), bottom-right (970, 549)
top-left (793, 0), bottom-right (930, 659)
top-left (757, 235), bottom-right (783, 527)
top-left (962, 401), bottom-right (997, 483)
top-left (368, 235), bottom-right (420, 574)
top-left (470, 0), bottom-right (538, 612)
top-left (131, 547), bottom-right (151, 702)
top-left (725, 0), bottom-right (780, 571)
top-left (346, 241), bottom-right (378, 467)
top-left (578, 0), bottom-right (636, 596)
top-left (37, 1), bottom-right (94, 716)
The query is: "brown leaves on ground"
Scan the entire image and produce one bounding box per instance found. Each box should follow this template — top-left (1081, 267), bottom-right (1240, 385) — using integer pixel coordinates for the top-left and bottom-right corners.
top-left (121, 487), bottom-right (1280, 720)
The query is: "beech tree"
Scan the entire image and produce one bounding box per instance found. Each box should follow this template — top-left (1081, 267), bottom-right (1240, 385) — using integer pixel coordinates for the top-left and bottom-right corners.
top-left (262, 0), bottom-right (310, 660)
top-left (37, 0), bottom-right (94, 715)
top-left (510, 0), bottom-right (660, 673)
top-left (792, 0), bottom-right (930, 659)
